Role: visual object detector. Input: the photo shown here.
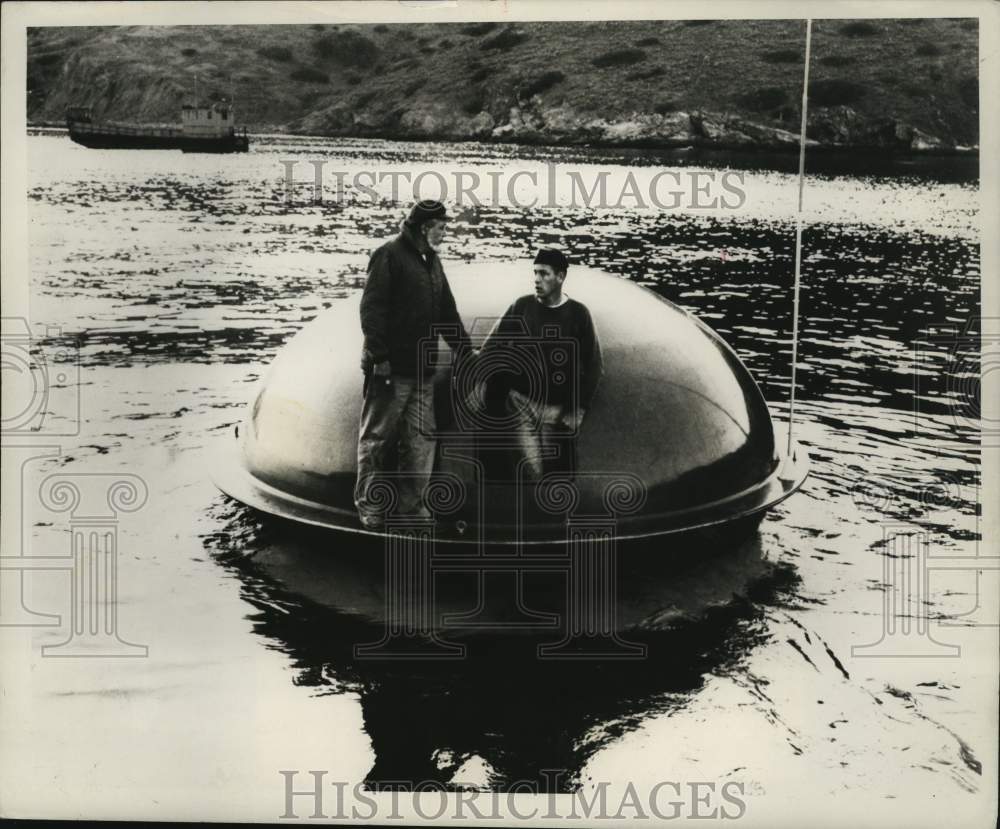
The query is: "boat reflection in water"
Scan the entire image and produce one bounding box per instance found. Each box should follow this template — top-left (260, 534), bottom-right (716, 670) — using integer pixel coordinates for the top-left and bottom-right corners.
top-left (209, 261), bottom-right (809, 789)
top-left (215, 263), bottom-right (807, 547)
top-left (205, 506), bottom-right (799, 791)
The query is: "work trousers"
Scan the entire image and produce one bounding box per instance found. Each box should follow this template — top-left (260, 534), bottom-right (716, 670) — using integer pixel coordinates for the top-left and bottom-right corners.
top-left (354, 373), bottom-right (436, 520)
top-left (508, 389), bottom-right (578, 483)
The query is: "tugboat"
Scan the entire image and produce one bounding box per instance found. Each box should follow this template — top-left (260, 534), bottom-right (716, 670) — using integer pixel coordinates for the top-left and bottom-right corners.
top-left (65, 100), bottom-right (249, 153)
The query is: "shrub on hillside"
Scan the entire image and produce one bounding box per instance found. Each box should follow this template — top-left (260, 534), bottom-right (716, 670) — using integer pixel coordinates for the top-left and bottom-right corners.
top-left (819, 55), bottom-right (854, 68)
top-left (461, 22), bottom-right (498, 36)
top-left (958, 75), bottom-right (978, 110)
top-left (257, 45), bottom-right (293, 62)
top-left (736, 86), bottom-right (787, 112)
top-left (460, 88), bottom-right (486, 114)
top-left (313, 30), bottom-right (378, 67)
top-left (482, 28), bottom-right (529, 51)
top-left (471, 67), bottom-right (490, 83)
top-left (760, 49), bottom-right (801, 64)
top-left (344, 72), bottom-right (362, 86)
top-left (627, 66), bottom-right (666, 81)
top-left (915, 42), bottom-right (943, 57)
top-left (520, 70), bottom-right (565, 99)
top-left (775, 105), bottom-right (798, 123)
top-left (809, 78), bottom-right (866, 105)
top-left (180, 47), bottom-right (198, 58)
top-left (405, 79), bottom-right (424, 96)
top-left (636, 37), bottom-right (660, 46)
top-left (355, 91), bottom-right (377, 108)
top-left (373, 24), bottom-right (389, 33)
top-left (592, 48), bottom-right (646, 68)
top-left (291, 67), bottom-right (330, 84)
top-left (839, 21), bottom-right (880, 37)
top-left (654, 100), bottom-right (677, 114)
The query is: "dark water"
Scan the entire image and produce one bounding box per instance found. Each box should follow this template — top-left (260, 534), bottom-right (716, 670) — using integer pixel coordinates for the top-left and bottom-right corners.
top-left (18, 134), bottom-right (990, 811)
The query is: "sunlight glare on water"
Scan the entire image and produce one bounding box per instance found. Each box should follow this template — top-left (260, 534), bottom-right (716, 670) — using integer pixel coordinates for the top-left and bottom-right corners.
top-left (12, 133), bottom-right (989, 816)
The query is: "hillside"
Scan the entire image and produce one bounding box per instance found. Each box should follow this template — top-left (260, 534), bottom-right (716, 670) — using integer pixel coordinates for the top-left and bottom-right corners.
top-left (27, 19), bottom-right (979, 152)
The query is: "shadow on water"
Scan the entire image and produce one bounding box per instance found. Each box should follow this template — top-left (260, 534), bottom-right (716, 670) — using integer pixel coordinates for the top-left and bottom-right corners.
top-left (203, 500), bottom-right (800, 792)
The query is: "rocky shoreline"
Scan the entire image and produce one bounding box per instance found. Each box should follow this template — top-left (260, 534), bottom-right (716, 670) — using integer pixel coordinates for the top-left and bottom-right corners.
top-left (277, 99), bottom-right (976, 156)
top-left (31, 104), bottom-right (977, 158)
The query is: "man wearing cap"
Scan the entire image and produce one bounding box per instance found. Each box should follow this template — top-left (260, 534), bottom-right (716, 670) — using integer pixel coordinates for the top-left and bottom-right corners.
top-left (480, 247), bottom-right (602, 482)
top-left (355, 200), bottom-right (471, 528)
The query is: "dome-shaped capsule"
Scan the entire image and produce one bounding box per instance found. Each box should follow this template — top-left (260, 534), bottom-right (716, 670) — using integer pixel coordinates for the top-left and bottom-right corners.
top-left (214, 263), bottom-right (807, 545)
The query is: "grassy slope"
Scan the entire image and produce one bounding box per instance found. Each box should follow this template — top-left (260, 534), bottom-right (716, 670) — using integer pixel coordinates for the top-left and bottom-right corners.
top-left (27, 19), bottom-right (979, 147)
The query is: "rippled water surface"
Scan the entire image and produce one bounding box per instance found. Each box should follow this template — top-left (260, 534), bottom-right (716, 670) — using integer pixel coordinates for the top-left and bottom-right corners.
top-left (9, 134), bottom-right (992, 819)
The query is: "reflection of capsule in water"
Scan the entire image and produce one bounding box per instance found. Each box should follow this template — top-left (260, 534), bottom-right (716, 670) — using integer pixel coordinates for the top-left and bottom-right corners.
top-left (213, 263), bottom-right (807, 547)
top-left (206, 508), bottom-right (799, 790)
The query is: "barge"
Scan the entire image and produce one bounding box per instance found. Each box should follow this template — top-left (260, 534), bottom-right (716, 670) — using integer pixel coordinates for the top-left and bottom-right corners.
top-left (65, 101), bottom-right (249, 153)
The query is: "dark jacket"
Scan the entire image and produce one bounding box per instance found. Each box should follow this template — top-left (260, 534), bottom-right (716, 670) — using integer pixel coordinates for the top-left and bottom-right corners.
top-left (360, 223), bottom-right (470, 377)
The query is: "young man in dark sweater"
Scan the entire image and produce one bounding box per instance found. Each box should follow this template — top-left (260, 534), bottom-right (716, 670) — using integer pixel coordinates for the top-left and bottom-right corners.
top-left (481, 247), bottom-right (602, 482)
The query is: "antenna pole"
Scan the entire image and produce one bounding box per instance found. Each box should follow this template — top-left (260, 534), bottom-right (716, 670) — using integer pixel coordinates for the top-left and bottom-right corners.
top-left (788, 18), bottom-right (812, 458)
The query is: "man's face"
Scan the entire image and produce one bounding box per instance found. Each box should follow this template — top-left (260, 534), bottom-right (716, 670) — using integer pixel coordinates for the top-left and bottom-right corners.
top-left (422, 219), bottom-right (447, 251)
top-left (534, 264), bottom-right (565, 303)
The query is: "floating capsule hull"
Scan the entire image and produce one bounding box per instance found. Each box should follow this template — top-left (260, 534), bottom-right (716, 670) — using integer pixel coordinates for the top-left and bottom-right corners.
top-left (214, 263), bottom-right (807, 547)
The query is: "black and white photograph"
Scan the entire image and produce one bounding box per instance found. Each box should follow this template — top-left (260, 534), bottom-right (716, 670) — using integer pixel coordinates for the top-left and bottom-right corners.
top-left (1, 0), bottom-right (997, 825)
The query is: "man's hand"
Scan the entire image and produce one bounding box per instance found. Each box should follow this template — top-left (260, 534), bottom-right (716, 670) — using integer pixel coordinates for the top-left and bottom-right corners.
top-left (559, 409), bottom-right (585, 432)
top-left (361, 348), bottom-right (391, 377)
